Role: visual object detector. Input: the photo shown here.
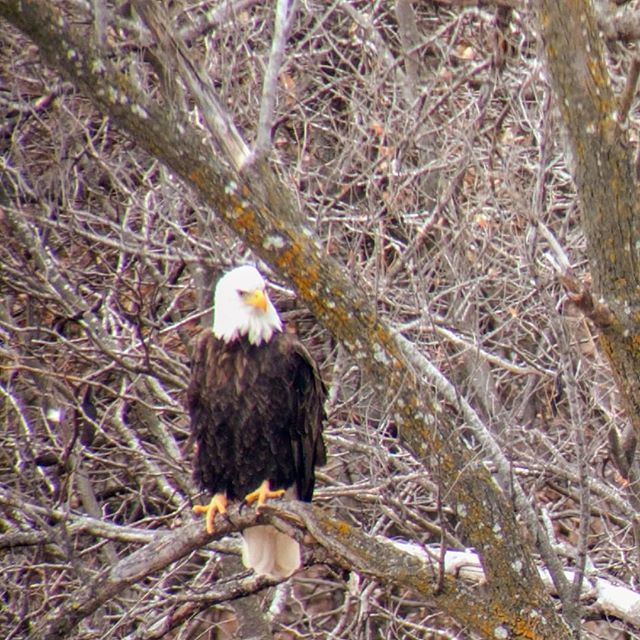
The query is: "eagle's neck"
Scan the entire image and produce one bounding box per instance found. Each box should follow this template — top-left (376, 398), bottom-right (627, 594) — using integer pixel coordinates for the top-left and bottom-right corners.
top-left (213, 305), bottom-right (282, 347)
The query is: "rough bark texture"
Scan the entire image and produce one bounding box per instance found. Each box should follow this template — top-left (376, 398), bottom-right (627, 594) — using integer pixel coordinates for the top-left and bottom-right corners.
top-left (536, 0), bottom-right (640, 433)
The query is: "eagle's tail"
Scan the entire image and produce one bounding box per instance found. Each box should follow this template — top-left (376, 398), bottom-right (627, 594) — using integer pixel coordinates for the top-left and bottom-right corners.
top-left (241, 525), bottom-right (301, 579)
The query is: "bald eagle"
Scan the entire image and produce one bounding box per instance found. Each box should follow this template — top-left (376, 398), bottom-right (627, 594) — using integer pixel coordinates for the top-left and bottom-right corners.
top-left (188, 266), bottom-right (326, 579)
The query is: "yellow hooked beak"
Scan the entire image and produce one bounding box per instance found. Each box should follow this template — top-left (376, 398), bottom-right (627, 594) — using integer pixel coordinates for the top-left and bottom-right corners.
top-left (244, 288), bottom-right (268, 313)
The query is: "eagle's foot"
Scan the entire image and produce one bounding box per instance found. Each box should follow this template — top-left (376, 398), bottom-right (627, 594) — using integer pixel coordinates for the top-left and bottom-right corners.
top-left (193, 493), bottom-right (228, 534)
top-left (244, 480), bottom-right (285, 508)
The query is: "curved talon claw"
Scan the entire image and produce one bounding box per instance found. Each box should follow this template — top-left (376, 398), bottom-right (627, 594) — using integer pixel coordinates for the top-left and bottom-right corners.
top-left (244, 480), bottom-right (285, 507)
top-left (193, 493), bottom-right (228, 534)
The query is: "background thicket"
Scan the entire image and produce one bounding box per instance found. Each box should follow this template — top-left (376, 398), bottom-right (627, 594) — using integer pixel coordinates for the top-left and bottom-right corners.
top-left (3, 1), bottom-right (640, 638)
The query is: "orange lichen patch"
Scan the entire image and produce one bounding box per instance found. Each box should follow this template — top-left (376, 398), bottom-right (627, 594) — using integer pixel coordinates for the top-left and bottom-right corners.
top-left (326, 519), bottom-right (351, 537)
top-left (274, 246), bottom-right (319, 281)
top-left (513, 618), bottom-right (547, 640)
top-left (234, 208), bottom-right (257, 231)
top-left (291, 266), bottom-right (321, 293)
top-left (375, 324), bottom-right (400, 352)
top-left (188, 167), bottom-right (208, 189)
top-left (600, 334), bottom-right (613, 350)
top-left (473, 599), bottom-right (550, 640)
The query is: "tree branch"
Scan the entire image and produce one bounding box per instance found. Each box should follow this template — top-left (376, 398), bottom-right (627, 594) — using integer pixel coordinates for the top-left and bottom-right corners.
top-left (254, 0), bottom-right (296, 159)
top-left (8, 488), bottom-right (640, 637)
top-left (133, 0), bottom-right (251, 171)
top-left (5, 490), bottom-right (487, 640)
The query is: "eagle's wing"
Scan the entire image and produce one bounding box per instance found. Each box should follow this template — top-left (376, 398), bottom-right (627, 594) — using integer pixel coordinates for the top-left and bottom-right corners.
top-left (282, 335), bottom-right (327, 502)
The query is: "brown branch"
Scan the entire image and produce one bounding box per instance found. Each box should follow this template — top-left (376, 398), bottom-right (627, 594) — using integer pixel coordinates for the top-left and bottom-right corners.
top-left (133, 0), bottom-right (250, 171)
top-left (5, 491), bottom-right (484, 640)
top-left (253, 0), bottom-right (296, 159)
top-left (121, 570), bottom-right (276, 640)
top-left (33, 519), bottom-right (269, 639)
top-left (429, 0), bottom-right (522, 8)
top-left (6, 483), bottom-right (640, 636)
top-left (596, 3), bottom-right (640, 42)
top-left (558, 272), bottom-right (616, 330)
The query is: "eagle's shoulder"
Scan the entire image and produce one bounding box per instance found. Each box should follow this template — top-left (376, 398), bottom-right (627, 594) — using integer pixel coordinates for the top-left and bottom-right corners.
top-left (273, 330), bottom-right (320, 371)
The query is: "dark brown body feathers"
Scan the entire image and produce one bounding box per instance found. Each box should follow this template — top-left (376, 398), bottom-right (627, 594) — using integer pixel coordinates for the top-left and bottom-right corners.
top-left (188, 330), bottom-right (326, 502)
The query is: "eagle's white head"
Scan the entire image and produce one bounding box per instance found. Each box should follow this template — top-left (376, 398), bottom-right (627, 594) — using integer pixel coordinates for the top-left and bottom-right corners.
top-left (213, 265), bottom-right (283, 346)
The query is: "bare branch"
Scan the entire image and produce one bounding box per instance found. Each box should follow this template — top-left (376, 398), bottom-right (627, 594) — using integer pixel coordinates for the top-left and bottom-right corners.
top-left (254, 0), bottom-right (296, 160)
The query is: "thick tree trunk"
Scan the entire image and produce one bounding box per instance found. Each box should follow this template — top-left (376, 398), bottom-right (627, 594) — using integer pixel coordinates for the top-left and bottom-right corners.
top-left (535, 0), bottom-right (640, 434)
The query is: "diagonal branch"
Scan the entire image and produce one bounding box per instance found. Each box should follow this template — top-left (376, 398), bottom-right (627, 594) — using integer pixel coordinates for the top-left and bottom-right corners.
top-left (8, 493), bottom-right (487, 640)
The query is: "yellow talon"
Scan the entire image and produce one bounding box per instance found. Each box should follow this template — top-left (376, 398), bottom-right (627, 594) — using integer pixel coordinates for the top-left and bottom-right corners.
top-left (244, 480), bottom-right (285, 507)
top-left (193, 493), bottom-right (228, 534)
